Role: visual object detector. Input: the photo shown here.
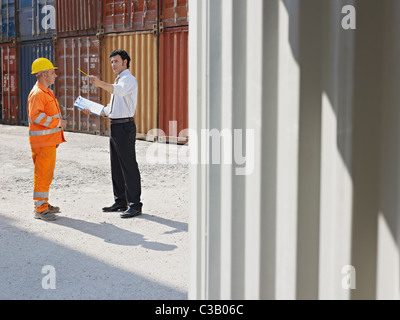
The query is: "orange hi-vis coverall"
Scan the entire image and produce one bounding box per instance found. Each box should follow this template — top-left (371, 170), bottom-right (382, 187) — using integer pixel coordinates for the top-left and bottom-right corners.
top-left (28, 82), bottom-right (66, 213)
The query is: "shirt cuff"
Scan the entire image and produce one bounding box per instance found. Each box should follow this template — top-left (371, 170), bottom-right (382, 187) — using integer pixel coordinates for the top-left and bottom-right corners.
top-left (103, 104), bottom-right (111, 117)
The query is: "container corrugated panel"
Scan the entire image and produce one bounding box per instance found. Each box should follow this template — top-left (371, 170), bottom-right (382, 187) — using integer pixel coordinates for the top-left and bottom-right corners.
top-left (160, 0), bottom-right (188, 29)
top-left (18, 0), bottom-right (55, 42)
top-left (102, 0), bottom-right (158, 34)
top-left (0, 42), bottom-right (18, 124)
top-left (55, 0), bottom-right (102, 38)
top-left (55, 36), bottom-right (106, 135)
top-left (159, 26), bottom-right (188, 143)
top-left (19, 40), bottom-right (54, 125)
top-left (102, 32), bottom-right (158, 140)
top-left (1, 0), bottom-right (16, 43)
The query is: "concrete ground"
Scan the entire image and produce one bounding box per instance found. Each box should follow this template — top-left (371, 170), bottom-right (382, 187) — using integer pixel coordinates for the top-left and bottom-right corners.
top-left (0, 124), bottom-right (190, 300)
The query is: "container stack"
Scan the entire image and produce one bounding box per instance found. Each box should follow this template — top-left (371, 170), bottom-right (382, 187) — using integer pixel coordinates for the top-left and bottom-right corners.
top-left (0, 0), bottom-right (18, 124)
top-left (158, 0), bottom-right (188, 143)
top-left (0, 0), bottom-right (189, 143)
top-left (100, 0), bottom-right (189, 141)
top-left (54, 0), bottom-right (105, 135)
top-left (101, 0), bottom-right (159, 139)
top-left (18, 0), bottom-right (56, 125)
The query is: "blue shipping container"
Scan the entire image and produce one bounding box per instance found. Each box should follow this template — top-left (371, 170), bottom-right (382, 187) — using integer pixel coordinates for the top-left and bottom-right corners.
top-left (18, 0), bottom-right (55, 42)
top-left (19, 39), bottom-right (54, 124)
top-left (1, 0), bottom-right (16, 42)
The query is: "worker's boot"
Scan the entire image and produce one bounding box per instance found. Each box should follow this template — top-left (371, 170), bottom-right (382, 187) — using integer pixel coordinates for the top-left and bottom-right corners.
top-left (48, 204), bottom-right (60, 214)
top-left (34, 210), bottom-right (57, 221)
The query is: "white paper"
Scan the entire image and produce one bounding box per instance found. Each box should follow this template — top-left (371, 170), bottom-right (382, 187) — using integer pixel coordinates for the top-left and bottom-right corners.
top-left (74, 96), bottom-right (104, 116)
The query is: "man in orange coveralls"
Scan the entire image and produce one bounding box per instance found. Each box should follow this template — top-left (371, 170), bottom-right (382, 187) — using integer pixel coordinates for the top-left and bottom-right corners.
top-left (28, 58), bottom-right (67, 221)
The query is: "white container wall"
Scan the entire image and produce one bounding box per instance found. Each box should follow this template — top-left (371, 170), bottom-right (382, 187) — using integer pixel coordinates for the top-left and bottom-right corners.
top-left (189, 0), bottom-right (400, 300)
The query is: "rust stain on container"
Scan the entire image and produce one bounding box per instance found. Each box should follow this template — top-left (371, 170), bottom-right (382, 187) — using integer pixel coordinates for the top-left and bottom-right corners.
top-left (55, 0), bottom-right (103, 37)
top-left (159, 26), bottom-right (188, 143)
top-left (0, 43), bottom-right (19, 124)
top-left (102, 0), bottom-right (158, 34)
top-left (55, 36), bottom-right (107, 135)
top-left (160, 0), bottom-right (188, 29)
top-left (102, 32), bottom-right (158, 140)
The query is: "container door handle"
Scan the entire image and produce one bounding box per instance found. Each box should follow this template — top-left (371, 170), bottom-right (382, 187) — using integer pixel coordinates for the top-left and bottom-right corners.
top-left (0, 47), bottom-right (3, 120)
top-left (6, 0), bottom-right (9, 37)
top-left (173, 0), bottom-right (178, 23)
top-left (36, 0), bottom-right (40, 36)
top-left (44, 0), bottom-right (48, 34)
top-left (30, 0), bottom-right (35, 36)
top-left (0, 0), bottom-right (3, 41)
top-left (142, 0), bottom-right (148, 26)
top-left (0, 15), bottom-right (2, 42)
top-left (112, 0), bottom-right (115, 29)
top-left (130, 0), bottom-right (135, 27)
top-left (7, 46), bottom-right (10, 120)
top-left (123, 1), bottom-right (126, 28)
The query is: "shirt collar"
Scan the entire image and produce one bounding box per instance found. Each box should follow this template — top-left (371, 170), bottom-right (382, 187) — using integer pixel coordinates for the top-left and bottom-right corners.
top-left (118, 69), bottom-right (130, 77)
top-left (36, 82), bottom-right (52, 94)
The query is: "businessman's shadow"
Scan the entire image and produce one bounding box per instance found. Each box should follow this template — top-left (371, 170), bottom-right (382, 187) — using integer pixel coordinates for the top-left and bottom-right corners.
top-left (54, 216), bottom-right (177, 251)
top-left (138, 214), bottom-right (188, 235)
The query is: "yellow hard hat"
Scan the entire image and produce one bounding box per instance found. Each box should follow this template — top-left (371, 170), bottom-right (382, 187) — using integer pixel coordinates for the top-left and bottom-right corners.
top-left (31, 58), bottom-right (58, 74)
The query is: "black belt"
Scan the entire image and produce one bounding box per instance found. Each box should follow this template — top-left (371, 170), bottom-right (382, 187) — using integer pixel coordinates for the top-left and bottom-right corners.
top-left (110, 118), bottom-right (134, 125)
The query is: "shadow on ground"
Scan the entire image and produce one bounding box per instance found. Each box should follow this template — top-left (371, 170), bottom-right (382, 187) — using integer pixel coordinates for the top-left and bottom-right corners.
top-left (0, 214), bottom-right (187, 300)
top-left (55, 216), bottom-right (178, 251)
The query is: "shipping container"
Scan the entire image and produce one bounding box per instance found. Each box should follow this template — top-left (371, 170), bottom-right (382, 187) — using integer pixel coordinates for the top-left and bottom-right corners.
top-left (18, 0), bottom-right (55, 42)
top-left (160, 0), bottom-right (188, 29)
top-left (102, 0), bottom-right (158, 34)
top-left (102, 32), bottom-right (158, 140)
top-left (55, 35), bottom-right (106, 135)
top-left (19, 39), bottom-right (53, 124)
top-left (159, 26), bottom-right (188, 143)
top-left (0, 42), bottom-right (18, 123)
top-left (1, 0), bottom-right (16, 42)
top-left (54, 0), bottom-right (102, 38)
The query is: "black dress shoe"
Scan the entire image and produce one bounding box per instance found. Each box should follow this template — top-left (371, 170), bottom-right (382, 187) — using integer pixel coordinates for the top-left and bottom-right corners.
top-left (102, 203), bottom-right (128, 212)
top-left (120, 206), bottom-right (142, 219)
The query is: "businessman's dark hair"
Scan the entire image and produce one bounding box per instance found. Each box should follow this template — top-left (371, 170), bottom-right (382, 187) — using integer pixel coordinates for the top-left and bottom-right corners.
top-left (110, 49), bottom-right (131, 69)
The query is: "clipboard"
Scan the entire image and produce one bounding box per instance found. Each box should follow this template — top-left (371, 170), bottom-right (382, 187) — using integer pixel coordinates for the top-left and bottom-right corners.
top-left (74, 96), bottom-right (104, 116)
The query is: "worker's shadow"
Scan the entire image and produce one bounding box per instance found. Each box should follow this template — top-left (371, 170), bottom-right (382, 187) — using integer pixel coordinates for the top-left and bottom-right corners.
top-left (54, 217), bottom-right (177, 251)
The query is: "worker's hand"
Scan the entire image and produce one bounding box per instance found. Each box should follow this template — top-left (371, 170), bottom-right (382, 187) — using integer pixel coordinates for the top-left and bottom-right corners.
top-left (58, 119), bottom-right (67, 128)
top-left (81, 108), bottom-right (91, 116)
top-left (89, 75), bottom-right (101, 87)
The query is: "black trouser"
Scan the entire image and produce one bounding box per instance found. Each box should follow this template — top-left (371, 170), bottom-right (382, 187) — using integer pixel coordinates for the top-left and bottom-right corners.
top-left (110, 120), bottom-right (142, 208)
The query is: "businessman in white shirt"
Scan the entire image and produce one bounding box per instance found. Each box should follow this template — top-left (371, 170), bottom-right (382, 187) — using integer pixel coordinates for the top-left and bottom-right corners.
top-left (84, 49), bottom-right (143, 218)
